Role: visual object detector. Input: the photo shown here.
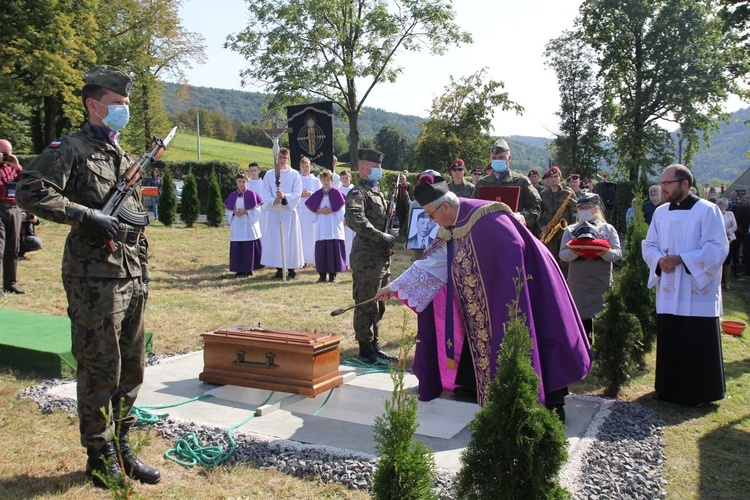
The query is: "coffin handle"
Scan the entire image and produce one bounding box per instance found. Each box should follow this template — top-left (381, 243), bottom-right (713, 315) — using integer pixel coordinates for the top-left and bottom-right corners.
top-left (233, 350), bottom-right (279, 369)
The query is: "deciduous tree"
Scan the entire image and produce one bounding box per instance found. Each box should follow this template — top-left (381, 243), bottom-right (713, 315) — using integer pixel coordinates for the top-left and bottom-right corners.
top-left (579, 0), bottom-right (749, 181)
top-left (414, 69), bottom-right (522, 172)
top-left (544, 31), bottom-right (608, 179)
top-left (375, 125), bottom-right (413, 170)
top-left (225, 0), bottom-right (471, 166)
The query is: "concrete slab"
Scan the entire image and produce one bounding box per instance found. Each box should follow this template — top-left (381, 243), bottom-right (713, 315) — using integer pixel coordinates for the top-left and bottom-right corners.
top-left (46, 350), bottom-right (602, 473)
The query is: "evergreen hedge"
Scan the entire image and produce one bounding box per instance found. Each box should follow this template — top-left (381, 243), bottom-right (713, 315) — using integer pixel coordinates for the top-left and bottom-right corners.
top-left (157, 165), bottom-right (178, 226)
top-left (180, 168), bottom-right (200, 227)
top-left (205, 168), bottom-right (225, 227)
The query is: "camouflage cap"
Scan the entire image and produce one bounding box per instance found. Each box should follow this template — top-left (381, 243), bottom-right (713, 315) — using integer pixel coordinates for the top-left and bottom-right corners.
top-left (357, 148), bottom-right (384, 164)
top-left (84, 65), bottom-right (133, 97)
top-left (491, 138), bottom-right (510, 154)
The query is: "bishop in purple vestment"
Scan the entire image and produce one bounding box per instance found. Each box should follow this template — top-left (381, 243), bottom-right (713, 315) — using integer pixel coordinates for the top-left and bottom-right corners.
top-left (375, 173), bottom-right (592, 418)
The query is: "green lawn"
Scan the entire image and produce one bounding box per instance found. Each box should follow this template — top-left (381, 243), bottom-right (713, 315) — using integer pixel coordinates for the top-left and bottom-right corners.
top-left (162, 131), bottom-right (276, 169)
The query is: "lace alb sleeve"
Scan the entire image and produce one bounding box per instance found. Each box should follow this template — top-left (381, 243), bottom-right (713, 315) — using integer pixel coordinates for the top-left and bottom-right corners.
top-left (390, 245), bottom-right (448, 312)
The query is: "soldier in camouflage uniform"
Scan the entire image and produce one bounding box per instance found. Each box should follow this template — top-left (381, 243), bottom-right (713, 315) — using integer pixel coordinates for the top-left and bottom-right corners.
top-left (16, 66), bottom-right (160, 488)
top-left (471, 139), bottom-right (541, 227)
top-left (345, 148), bottom-right (398, 364)
top-left (446, 158), bottom-right (474, 198)
top-left (539, 166), bottom-right (578, 275)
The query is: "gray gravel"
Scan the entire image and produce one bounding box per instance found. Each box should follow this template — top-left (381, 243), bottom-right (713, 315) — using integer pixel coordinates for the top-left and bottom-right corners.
top-left (18, 376), bottom-right (665, 499)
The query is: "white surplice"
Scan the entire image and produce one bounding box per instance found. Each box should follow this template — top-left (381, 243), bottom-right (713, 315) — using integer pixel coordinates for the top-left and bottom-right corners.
top-left (299, 174), bottom-right (322, 264)
top-left (225, 194), bottom-right (262, 242)
top-left (642, 199), bottom-right (729, 317)
top-left (310, 190), bottom-right (345, 241)
top-left (260, 167), bottom-right (304, 269)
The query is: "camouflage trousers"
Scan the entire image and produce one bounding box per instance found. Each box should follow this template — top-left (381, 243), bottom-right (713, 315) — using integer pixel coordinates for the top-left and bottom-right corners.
top-left (544, 232), bottom-right (569, 277)
top-left (62, 274), bottom-right (146, 452)
top-left (350, 251), bottom-right (390, 343)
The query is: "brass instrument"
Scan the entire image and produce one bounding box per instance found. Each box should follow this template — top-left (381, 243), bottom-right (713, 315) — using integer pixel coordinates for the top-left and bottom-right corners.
top-left (541, 190), bottom-right (575, 244)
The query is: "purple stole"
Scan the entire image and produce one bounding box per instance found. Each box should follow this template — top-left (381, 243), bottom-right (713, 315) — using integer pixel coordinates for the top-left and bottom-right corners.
top-left (304, 187), bottom-right (346, 212)
top-left (224, 189), bottom-right (262, 211)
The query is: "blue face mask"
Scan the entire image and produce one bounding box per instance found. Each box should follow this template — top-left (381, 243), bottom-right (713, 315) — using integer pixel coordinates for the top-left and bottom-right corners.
top-left (368, 167), bottom-right (383, 182)
top-left (490, 160), bottom-right (508, 173)
top-left (96, 101), bottom-right (130, 131)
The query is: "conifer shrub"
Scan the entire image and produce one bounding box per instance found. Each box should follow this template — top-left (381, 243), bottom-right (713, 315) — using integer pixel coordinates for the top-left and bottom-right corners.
top-left (617, 190), bottom-right (656, 367)
top-left (372, 319), bottom-right (436, 500)
top-left (456, 271), bottom-right (569, 500)
top-left (206, 168), bottom-right (225, 227)
top-left (592, 288), bottom-right (642, 398)
top-left (157, 165), bottom-right (178, 226)
top-left (180, 168), bottom-right (200, 227)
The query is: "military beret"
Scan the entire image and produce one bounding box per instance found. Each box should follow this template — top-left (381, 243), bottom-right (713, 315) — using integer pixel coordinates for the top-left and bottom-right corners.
top-left (542, 166), bottom-right (561, 179)
top-left (84, 65), bottom-right (133, 97)
top-left (450, 158), bottom-right (465, 170)
top-left (528, 169), bottom-right (539, 176)
top-left (357, 148), bottom-right (384, 164)
top-left (415, 173), bottom-right (449, 207)
top-left (567, 173), bottom-right (580, 181)
top-left (491, 138), bottom-right (510, 154)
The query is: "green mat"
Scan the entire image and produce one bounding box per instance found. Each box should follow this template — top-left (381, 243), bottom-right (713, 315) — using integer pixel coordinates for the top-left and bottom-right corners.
top-left (0, 308), bottom-right (153, 378)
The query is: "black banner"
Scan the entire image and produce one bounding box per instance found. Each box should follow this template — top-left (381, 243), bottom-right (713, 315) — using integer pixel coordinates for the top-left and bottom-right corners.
top-left (286, 101), bottom-right (334, 171)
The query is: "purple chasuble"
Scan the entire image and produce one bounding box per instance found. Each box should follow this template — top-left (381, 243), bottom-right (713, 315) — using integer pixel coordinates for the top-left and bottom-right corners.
top-left (413, 198), bottom-right (592, 406)
top-left (224, 189), bottom-right (262, 210)
top-left (305, 187), bottom-right (346, 213)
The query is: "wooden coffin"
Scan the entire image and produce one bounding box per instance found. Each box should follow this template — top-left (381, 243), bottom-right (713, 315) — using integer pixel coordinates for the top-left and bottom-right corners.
top-left (199, 325), bottom-right (344, 397)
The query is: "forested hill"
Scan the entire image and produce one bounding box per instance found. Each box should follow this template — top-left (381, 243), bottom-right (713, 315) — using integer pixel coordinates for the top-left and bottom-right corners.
top-left (162, 82), bottom-right (750, 183)
top-left (161, 82), bottom-right (425, 138)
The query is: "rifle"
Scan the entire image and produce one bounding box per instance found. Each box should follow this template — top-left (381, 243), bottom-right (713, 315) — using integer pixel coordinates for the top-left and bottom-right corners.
top-left (383, 177), bottom-right (399, 255)
top-left (100, 126), bottom-right (177, 253)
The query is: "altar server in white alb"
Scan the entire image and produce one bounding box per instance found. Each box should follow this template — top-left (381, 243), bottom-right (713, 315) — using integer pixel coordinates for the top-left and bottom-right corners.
top-left (642, 164), bottom-right (729, 405)
top-left (224, 171), bottom-right (263, 277)
top-left (306, 169), bottom-right (346, 283)
top-left (298, 156), bottom-right (321, 266)
top-left (260, 148), bottom-right (304, 280)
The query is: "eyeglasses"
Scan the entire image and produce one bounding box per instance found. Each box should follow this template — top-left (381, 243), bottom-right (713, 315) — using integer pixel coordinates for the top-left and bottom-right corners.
top-left (659, 179), bottom-right (683, 186)
top-left (425, 204), bottom-right (444, 220)
top-left (451, 168), bottom-right (464, 172)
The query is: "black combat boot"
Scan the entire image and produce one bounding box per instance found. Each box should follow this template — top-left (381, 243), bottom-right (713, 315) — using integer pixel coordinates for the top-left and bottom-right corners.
top-left (120, 431), bottom-right (162, 484)
top-left (357, 341), bottom-right (380, 365)
top-left (86, 441), bottom-right (126, 489)
top-left (373, 334), bottom-right (398, 362)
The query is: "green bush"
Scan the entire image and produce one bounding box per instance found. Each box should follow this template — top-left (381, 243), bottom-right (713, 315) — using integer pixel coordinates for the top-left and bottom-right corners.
top-left (180, 168), bottom-right (200, 227)
top-left (456, 272), bottom-right (569, 500)
top-left (372, 321), bottom-right (436, 500)
top-left (593, 288), bottom-right (642, 398)
top-left (154, 159), bottom-right (241, 213)
top-left (157, 166), bottom-right (178, 226)
top-left (206, 168), bottom-right (225, 227)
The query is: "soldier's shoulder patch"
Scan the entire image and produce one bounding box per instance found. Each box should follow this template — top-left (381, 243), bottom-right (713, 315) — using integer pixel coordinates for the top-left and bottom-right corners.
top-left (48, 140), bottom-right (62, 148)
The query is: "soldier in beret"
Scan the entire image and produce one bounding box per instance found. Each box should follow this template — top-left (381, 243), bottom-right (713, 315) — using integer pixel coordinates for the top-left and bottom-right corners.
top-left (344, 148), bottom-right (398, 364)
top-left (16, 65), bottom-right (160, 488)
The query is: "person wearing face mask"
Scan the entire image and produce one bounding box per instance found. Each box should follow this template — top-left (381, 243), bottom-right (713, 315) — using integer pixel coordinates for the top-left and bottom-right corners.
top-left (641, 185), bottom-right (663, 225)
top-left (471, 139), bottom-right (541, 228)
top-left (560, 191), bottom-right (622, 343)
top-left (16, 66), bottom-right (160, 488)
top-left (345, 148), bottom-right (398, 364)
top-left (539, 166), bottom-right (577, 274)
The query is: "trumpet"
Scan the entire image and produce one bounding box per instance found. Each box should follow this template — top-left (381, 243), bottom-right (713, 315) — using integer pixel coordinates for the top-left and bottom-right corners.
top-left (541, 190), bottom-right (575, 245)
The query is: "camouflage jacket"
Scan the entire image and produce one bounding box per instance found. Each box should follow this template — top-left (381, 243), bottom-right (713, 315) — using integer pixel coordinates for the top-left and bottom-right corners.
top-left (448, 180), bottom-right (475, 198)
top-left (16, 124), bottom-right (149, 279)
top-left (471, 170), bottom-right (541, 224)
top-left (539, 186), bottom-right (577, 229)
top-left (345, 180), bottom-right (391, 257)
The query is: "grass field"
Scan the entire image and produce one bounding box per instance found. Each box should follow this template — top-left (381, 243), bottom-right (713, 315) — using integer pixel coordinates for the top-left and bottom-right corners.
top-left (1, 220), bottom-right (748, 498)
top-left (161, 131), bottom-right (277, 169)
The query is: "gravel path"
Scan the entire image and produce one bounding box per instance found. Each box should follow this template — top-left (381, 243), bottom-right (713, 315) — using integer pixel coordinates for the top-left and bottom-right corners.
top-left (18, 377), bottom-right (665, 499)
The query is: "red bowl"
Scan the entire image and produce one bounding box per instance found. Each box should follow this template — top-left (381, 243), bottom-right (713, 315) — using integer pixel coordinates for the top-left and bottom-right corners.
top-left (721, 320), bottom-right (746, 336)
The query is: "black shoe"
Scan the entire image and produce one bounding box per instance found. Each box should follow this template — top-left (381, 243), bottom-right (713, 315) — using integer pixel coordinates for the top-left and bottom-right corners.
top-left (86, 442), bottom-right (126, 489)
top-left (453, 386), bottom-right (478, 403)
top-left (272, 269), bottom-right (284, 280)
top-left (288, 270), bottom-right (298, 280)
top-left (3, 285), bottom-right (25, 294)
top-left (328, 273), bottom-right (337, 283)
top-left (120, 439), bottom-right (161, 484)
top-left (357, 342), bottom-right (380, 365)
top-left (317, 274), bottom-right (327, 283)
